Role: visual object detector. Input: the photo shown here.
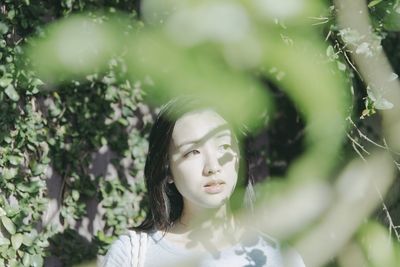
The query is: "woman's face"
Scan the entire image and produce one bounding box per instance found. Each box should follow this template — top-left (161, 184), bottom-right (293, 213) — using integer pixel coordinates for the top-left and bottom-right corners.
top-left (168, 109), bottom-right (240, 210)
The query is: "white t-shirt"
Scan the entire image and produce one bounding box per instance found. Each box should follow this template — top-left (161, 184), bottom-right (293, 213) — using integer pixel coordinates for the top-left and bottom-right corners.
top-left (102, 230), bottom-right (305, 267)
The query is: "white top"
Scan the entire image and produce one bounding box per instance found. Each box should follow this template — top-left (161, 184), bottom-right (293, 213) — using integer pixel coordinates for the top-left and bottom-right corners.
top-left (102, 230), bottom-right (305, 267)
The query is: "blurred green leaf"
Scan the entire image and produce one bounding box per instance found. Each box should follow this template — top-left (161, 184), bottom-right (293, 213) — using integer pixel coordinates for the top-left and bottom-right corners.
top-left (1, 216), bottom-right (16, 235)
top-left (368, 0), bottom-right (383, 8)
top-left (30, 254), bottom-right (43, 267)
top-left (4, 84), bottom-right (20, 102)
top-left (0, 22), bottom-right (9, 34)
top-left (0, 237), bottom-right (10, 246)
top-left (2, 168), bottom-right (18, 180)
top-left (11, 234), bottom-right (23, 250)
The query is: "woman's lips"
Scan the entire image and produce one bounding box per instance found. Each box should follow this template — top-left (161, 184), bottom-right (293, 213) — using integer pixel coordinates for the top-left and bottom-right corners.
top-left (204, 180), bottom-right (225, 194)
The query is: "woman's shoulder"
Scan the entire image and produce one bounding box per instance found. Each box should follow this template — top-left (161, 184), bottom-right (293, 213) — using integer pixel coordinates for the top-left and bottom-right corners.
top-left (101, 233), bottom-right (133, 267)
top-left (102, 229), bottom-right (153, 266)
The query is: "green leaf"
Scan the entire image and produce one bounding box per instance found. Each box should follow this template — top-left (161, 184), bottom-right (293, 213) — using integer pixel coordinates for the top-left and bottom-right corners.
top-left (97, 231), bottom-right (114, 243)
top-left (17, 248), bottom-right (24, 257)
top-left (6, 183), bottom-right (15, 191)
top-left (11, 234), bottom-right (23, 250)
top-left (30, 254), bottom-right (43, 267)
top-left (1, 216), bottom-right (16, 235)
top-left (368, 0), bottom-right (383, 8)
top-left (17, 182), bottom-right (40, 193)
top-left (0, 22), bottom-right (8, 35)
top-left (326, 45), bottom-right (337, 60)
top-left (22, 253), bottom-right (30, 267)
top-left (0, 237), bottom-right (10, 246)
top-left (31, 78), bottom-right (44, 87)
top-left (72, 190), bottom-right (80, 201)
top-left (31, 163), bottom-right (46, 176)
top-left (5, 207), bottom-right (20, 218)
top-left (2, 168), bottom-right (18, 180)
top-left (0, 77), bottom-right (12, 88)
top-left (22, 230), bottom-right (37, 246)
top-left (8, 155), bottom-right (23, 166)
top-left (337, 61), bottom-right (346, 71)
top-left (4, 85), bottom-right (20, 102)
top-left (7, 9), bottom-right (15, 20)
top-left (382, 4), bottom-right (400, 31)
top-left (8, 258), bottom-right (18, 267)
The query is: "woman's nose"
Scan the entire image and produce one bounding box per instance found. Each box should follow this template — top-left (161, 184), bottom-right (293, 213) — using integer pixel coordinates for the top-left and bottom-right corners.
top-left (202, 149), bottom-right (222, 176)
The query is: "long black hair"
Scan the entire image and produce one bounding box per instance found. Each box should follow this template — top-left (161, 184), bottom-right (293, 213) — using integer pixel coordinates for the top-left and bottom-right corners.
top-left (135, 97), bottom-right (254, 232)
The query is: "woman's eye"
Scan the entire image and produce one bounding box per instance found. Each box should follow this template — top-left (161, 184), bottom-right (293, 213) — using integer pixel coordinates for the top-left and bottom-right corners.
top-left (219, 144), bottom-right (231, 150)
top-left (184, 150), bottom-right (200, 158)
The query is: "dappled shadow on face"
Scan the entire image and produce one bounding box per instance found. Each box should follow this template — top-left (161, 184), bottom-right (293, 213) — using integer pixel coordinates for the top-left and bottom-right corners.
top-left (168, 123), bottom-right (243, 254)
top-left (218, 151), bottom-right (235, 166)
top-left (166, 120), bottom-right (259, 265)
top-left (172, 123), bottom-right (239, 167)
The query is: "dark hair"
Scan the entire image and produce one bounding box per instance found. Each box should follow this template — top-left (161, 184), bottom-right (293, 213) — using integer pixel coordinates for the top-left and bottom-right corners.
top-left (135, 97), bottom-right (254, 232)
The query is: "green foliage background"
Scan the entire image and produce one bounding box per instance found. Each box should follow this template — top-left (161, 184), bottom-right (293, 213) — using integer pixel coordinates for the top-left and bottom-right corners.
top-left (0, 1), bottom-right (149, 266)
top-left (0, 0), bottom-right (399, 266)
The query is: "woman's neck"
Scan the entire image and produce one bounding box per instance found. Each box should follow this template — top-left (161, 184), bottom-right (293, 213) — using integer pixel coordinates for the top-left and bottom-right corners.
top-left (180, 203), bottom-right (234, 230)
top-left (167, 203), bottom-right (243, 250)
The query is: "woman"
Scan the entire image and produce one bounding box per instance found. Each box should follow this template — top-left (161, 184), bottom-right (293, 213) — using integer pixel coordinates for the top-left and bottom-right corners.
top-left (102, 97), bottom-right (305, 267)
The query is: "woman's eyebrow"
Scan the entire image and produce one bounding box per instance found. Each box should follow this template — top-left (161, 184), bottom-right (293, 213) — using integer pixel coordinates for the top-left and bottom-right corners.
top-left (177, 132), bottom-right (231, 149)
top-left (176, 124), bottom-right (231, 149)
top-left (215, 132), bottom-right (231, 139)
top-left (177, 139), bottom-right (201, 149)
